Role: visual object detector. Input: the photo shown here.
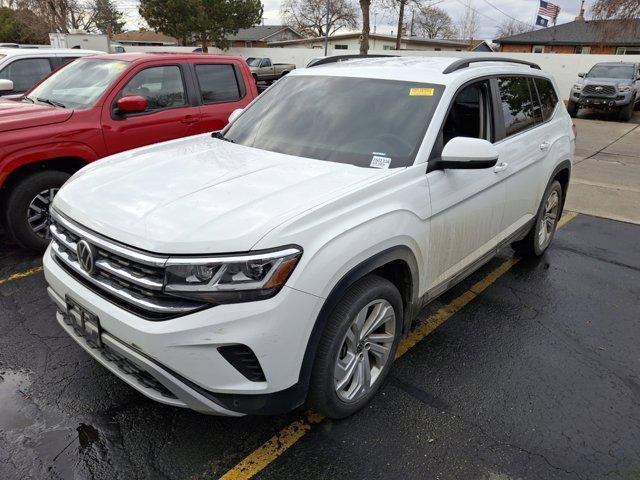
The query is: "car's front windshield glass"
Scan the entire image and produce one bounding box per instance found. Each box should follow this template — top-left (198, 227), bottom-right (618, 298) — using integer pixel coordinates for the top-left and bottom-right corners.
top-left (246, 58), bottom-right (261, 67)
top-left (26, 58), bottom-right (129, 110)
top-left (587, 65), bottom-right (634, 79)
top-left (224, 75), bottom-right (444, 168)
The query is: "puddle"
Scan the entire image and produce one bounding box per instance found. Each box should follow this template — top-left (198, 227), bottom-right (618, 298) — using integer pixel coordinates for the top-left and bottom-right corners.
top-left (0, 370), bottom-right (35, 431)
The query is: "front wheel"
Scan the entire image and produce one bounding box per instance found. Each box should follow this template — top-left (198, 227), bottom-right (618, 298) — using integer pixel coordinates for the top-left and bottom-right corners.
top-left (619, 97), bottom-right (635, 121)
top-left (566, 100), bottom-right (579, 118)
top-left (308, 275), bottom-right (403, 419)
top-left (3, 170), bottom-right (70, 251)
top-left (511, 180), bottom-right (563, 257)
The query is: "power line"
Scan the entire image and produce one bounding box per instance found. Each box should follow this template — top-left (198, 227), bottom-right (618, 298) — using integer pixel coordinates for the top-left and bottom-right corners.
top-left (479, 0), bottom-right (532, 26)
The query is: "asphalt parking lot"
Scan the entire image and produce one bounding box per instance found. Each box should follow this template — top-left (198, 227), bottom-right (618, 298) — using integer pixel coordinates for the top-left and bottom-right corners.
top-left (1, 116), bottom-right (639, 480)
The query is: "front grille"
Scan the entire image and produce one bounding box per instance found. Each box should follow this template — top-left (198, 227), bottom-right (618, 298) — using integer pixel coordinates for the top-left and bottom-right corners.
top-left (582, 84), bottom-right (616, 96)
top-left (50, 210), bottom-right (207, 319)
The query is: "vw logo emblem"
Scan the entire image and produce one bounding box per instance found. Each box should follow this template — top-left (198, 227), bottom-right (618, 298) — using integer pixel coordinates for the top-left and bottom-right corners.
top-left (77, 239), bottom-right (96, 274)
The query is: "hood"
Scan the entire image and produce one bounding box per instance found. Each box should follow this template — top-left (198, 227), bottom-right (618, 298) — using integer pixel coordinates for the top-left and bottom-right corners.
top-left (54, 134), bottom-right (395, 254)
top-left (0, 100), bottom-right (73, 133)
top-left (581, 77), bottom-right (633, 87)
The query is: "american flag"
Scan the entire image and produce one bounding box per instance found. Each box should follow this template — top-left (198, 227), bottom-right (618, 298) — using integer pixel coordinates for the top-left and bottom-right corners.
top-left (538, 0), bottom-right (560, 19)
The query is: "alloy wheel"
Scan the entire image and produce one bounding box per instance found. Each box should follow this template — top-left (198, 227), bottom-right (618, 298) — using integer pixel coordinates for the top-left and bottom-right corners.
top-left (26, 188), bottom-right (58, 240)
top-left (334, 299), bottom-right (396, 402)
top-left (538, 190), bottom-right (559, 249)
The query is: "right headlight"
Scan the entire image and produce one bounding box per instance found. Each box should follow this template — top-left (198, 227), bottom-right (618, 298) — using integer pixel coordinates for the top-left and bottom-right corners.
top-left (573, 83), bottom-right (583, 91)
top-left (164, 246), bottom-right (302, 304)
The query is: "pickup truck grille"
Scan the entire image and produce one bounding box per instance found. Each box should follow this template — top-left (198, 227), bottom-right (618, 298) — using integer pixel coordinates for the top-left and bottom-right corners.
top-left (49, 210), bottom-right (207, 319)
top-left (582, 85), bottom-right (616, 96)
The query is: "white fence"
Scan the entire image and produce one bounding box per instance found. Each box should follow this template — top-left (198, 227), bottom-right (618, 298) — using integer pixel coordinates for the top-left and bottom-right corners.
top-left (125, 45), bottom-right (640, 101)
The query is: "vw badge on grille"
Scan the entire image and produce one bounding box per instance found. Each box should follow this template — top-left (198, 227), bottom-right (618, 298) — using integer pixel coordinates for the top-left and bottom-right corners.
top-left (77, 239), bottom-right (96, 274)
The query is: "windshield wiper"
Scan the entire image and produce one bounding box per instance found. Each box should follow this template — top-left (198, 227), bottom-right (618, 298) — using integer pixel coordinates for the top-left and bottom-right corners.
top-left (37, 97), bottom-right (66, 108)
top-left (211, 131), bottom-right (235, 143)
top-left (21, 96), bottom-right (34, 103)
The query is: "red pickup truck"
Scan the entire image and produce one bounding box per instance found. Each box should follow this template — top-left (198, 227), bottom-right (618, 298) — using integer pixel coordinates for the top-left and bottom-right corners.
top-left (0, 52), bottom-right (258, 250)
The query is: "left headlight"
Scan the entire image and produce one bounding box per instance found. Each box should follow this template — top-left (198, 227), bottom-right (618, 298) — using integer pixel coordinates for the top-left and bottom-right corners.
top-left (164, 246), bottom-right (302, 304)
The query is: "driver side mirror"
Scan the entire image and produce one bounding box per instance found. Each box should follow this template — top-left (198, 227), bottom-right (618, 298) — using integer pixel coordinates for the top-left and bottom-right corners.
top-left (115, 95), bottom-right (147, 115)
top-left (439, 137), bottom-right (499, 169)
top-left (0, 79), bottom-right (14, 92)
top-left (578, 72), bottom-right (586, 78)
top-left (228, 108), bottom-right (243, 124)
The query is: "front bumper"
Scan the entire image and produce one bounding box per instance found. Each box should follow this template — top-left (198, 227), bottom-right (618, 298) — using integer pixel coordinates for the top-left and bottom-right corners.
top-left (44, 247), bottom-right (323, 415)
top-left (571, 90), bottom-right (633, 109)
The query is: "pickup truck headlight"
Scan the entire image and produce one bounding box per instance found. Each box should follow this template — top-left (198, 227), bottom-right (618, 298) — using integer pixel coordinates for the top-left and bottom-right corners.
top-left (618, 85), bottom-right (631, 92)
top-left (164, 246), bottom-right (302, 304)
top-left (573, 84), bottom-right (582, 91)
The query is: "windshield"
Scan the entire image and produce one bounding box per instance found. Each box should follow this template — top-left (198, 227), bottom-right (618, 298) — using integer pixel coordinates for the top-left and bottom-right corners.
top-left (587, 65), bottom-right (635, 79)
top-left (246, 58), bottom-right (261, 67)
top-left (26, 58), bottom-right (129, 109)
top-left (224, 75), bottom-right (444, 168)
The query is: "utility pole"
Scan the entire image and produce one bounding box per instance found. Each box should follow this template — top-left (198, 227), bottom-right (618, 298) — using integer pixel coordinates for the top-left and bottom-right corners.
top-left (324, 0), bottom-right (330, 56)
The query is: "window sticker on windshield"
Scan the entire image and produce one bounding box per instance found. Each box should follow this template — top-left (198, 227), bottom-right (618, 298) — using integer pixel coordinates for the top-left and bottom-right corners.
top-left (371, 155), bottom-right (392, 169)
top-left (112, 63), bottom-right (127, 70)
top-left (409, 87), bottom-right (434, 96)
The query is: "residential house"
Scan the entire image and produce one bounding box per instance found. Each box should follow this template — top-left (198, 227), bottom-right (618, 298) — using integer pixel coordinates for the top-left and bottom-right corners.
top-left (227, 25), bottom-right (303, 48)
top-left (112, 29), bottom-right (179, 47)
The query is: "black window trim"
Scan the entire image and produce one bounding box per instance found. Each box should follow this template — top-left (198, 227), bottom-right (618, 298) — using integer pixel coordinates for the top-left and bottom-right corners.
top-left (111, 63), bottom-right (190, 120)
top-left (0, 56), bottom-right (55, 94)
top-left (492, 74), bottom-right (560, 145)
top-left (193, 62), bottom-right (245, 106)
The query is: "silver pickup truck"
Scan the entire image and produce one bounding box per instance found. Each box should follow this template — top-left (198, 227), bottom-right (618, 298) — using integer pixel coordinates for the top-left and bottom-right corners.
top-left (246, 57), bottom-right (295, 84)
top-left (568, 62), bottom-right (640, 121)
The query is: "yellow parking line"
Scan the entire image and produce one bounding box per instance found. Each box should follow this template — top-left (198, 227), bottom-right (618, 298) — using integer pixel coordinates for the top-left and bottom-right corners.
top-left (215, 211), bottom-right (579, 480)
top-left (0, 266), bottom-right (44, 286)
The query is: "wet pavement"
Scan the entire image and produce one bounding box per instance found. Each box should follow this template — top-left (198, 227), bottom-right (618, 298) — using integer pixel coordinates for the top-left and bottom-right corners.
top-left (1, 212), bottom-right (639, 480)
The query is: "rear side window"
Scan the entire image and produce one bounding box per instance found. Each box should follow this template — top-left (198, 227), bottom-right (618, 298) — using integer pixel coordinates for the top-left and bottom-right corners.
top-left (534, 78), bottom-right (559, 121)
top-left (497, 76), bottom-right (537, 137)
top-left (195, 64), bottom-right (241, 103)
top-left (118, 65), bottom-right (187, 112)
top-left (0, 58), bottom-right (51, 93)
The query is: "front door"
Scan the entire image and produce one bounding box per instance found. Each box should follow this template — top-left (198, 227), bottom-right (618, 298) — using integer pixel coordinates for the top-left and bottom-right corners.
top-left (425, 80), bottom-right (506, 292)
top-left (102, 64), bottom-right (198, 155)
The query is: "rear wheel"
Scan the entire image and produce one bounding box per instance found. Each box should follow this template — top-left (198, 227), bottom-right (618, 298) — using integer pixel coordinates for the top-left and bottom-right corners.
top-left (511, 180), bottom-right (563, 257)
top-left (566, 100), bottom-right (579, 118)
top-left (3, 170), bottom-right (70, 251)
top-left (308, 275), bottom-right (403, 419)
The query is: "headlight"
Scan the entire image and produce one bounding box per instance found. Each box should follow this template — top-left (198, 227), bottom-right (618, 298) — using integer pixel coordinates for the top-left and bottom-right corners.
top-left (619, 85), bottom-right (631, 92)
top-left (573, 84), bottom-right (582, 91)
top-left (164, 246), bottom-right (302, 304)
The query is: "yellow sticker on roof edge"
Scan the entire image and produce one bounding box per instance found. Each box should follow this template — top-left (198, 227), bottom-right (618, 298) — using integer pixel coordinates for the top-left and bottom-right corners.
top-left (409, 87), bottom-right (434, 96)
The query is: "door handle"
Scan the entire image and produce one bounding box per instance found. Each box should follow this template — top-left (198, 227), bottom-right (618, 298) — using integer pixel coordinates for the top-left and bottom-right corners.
top-left (181, 115), bottom-right (199, 125)
top-left (493, 162), bottom-right (509, 173)
top-left (539, 141), bottom-right (550, 151)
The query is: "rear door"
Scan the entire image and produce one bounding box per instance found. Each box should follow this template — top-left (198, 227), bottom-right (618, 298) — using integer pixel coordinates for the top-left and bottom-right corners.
top-left (191, 61), bottom-right (249, 133)
top-left (493, 76), bottom-right (553, 240)
top-left (102, 63), bottom-right (197, 155)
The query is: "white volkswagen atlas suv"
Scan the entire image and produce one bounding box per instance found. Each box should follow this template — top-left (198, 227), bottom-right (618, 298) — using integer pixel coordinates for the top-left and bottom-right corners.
top-left (44, 56), bottom-right (575, 418)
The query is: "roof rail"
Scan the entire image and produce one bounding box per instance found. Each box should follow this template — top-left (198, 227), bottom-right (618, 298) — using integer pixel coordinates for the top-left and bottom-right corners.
top-left (307, 54), bottom-right (398, 68)
top-left (443, 57), bottom-right (541, 74)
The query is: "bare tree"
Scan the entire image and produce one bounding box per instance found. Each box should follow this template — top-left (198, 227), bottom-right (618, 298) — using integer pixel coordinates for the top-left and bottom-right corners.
top-left (495, 18), bottom-right (531, 38)
top-left (590, 0), bottom-right (640, 43)
top-left (413, 5), bottom-right (456, 38)
top-left (22, 0), bottom-right (124, 33)
top-left (456, 0), bottom-right (479, 46)
top-left (281, 0), bottom-right (359, 37)
top-left (359, 0), bottom-right (371, 54)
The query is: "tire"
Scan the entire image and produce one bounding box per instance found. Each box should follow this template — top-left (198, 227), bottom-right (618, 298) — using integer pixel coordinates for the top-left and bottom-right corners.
top-left (511, 180), bottom-right (563, 258)
top-left (618, 97), bottom-right (634, 121)
top-left (308, 275), bottom-right (403, 419)
top-left (3, 170), bottom-right (70, 251)
top-left (566, 100), bottom-right (579, 118)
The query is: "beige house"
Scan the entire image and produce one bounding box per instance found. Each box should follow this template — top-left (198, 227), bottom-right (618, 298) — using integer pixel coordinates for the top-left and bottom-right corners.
top-left (112, 29), bottom-right (179, 47)
top-left (268, 33), bottom-right (477, 52)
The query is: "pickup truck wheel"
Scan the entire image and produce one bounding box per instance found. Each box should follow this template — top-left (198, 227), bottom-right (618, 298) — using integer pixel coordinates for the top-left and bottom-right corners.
top-left (619, 97), bottom-right (635, 121)
top-left (4, 170), bottom-right (70, 251)
top-left (566, 100), bottom-right (579, 118)
top-left (511, 180), bottom-right (563, 258)
top-left (308, 275), bottom-right (402, 419)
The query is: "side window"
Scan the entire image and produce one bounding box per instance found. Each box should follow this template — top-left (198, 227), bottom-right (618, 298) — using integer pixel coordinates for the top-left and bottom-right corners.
top-left (0, 58), bottom-right (51, 93)
top-left (533, 78), bottom-right (559, 121)
top-left (497, 76), bottom-right (536, 137)
top-left (261, 58), bottom-right (272, 68)
top-left (59, 57), bottom-right (80, 68)
top-left (117, 65), bottom-right (186, 113)
top-left (195, 64), bottom-right (241, 104)
top-left (442, 80), bottom-right (493, 146)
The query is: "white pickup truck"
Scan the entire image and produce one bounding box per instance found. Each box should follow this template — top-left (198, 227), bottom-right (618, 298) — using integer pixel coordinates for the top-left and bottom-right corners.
top-left (246, 57), bottom-right (295, 84)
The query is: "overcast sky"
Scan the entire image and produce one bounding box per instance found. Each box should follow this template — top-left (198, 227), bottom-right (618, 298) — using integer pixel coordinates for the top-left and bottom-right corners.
top-left (117, 0), bottom-right (590, 40)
